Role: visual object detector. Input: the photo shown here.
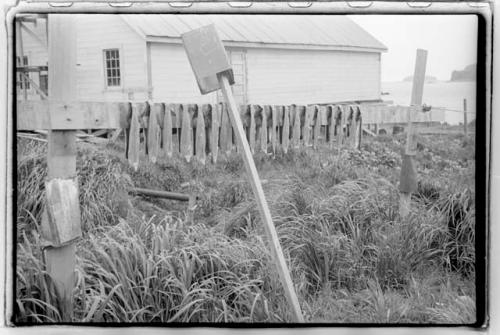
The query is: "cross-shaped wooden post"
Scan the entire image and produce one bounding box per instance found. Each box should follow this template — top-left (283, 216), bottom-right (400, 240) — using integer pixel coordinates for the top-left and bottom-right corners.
top-left (182, 24), bottom-right (304, 322)
top-left (16, 15), bottom-right (125, 321)
top-left (399, 49), bottom-right (427, 218)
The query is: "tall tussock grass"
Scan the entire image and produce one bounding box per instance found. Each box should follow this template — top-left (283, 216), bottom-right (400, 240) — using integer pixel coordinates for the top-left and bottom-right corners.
top-left (17, 139), bottom-right (133, 233)
top-left (17, 215), bottom-right (290, 323)
top-left (15, 133), bottom-right (476, 323)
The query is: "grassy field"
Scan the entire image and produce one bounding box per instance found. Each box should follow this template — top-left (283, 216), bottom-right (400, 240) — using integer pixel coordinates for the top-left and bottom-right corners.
top-left (15, 130), bottom-right (476, 323)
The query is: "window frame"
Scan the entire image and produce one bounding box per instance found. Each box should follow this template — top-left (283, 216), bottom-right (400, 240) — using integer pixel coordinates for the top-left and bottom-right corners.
top-left (102, 48), bottom-right (123, 90)
top-left (16, 55), bottom-right (31, 91)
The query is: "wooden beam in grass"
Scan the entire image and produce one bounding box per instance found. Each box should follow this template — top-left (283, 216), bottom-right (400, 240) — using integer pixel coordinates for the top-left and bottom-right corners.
top-left (400, 49), bottom-right (427, 218)
top-left (181, 24), bottom-right (304, 322)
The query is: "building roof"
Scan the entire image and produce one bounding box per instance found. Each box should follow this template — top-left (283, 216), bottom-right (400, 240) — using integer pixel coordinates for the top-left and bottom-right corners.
top-left (121, 15), bottom-right (387, 52)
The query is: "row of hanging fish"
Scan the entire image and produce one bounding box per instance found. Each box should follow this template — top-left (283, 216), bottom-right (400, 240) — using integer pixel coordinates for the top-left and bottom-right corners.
top-left (124, 102), bottom-right (363, 169)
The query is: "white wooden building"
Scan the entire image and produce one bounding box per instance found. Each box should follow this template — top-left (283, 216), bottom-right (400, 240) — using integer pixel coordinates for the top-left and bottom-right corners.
top-left (16, 14), bottom-right (387, 106)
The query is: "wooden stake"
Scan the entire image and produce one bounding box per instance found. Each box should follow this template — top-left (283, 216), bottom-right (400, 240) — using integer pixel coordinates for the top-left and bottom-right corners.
top-left (399, 49), bottom-right (427, 218)
top-left (463, 98), bottom-right (468, 136)
top-left (42, 14), bottom-right (79, 321)
top-left (218, 74), bottom-right (304, 322)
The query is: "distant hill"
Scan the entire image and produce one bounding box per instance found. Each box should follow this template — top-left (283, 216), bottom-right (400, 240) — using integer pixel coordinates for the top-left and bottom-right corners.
top-left (450, 64), bottom-right (476, 82)
top-left (403, 75), bottom-right (437, 83)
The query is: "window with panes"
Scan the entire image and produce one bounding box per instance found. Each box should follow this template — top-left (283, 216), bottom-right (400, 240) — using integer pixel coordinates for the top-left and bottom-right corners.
top-left (104, 49), bottom-right (121, 87)
top-left (16, 56), bottom-right (30, 90)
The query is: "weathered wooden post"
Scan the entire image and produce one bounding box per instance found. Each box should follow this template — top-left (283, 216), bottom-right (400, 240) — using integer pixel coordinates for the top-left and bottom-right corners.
top-left (182, 24), bottom-right (304, 322)
top-left (399, 49), bottom-right (427, 218)
top-left (463, 98), bottom-right (468, 136)
top-left (43, 14), bottom-right (80, 321)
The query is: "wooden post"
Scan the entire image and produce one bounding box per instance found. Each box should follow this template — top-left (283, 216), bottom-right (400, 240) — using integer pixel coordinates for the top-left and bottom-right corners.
top-left (219, 74), bottom-right (303, 322)
top-left (463, 98), bottom-right (468, 136)
top-left (399, 49), bottom-right (427, 218)
top-left (42, 14), bottom-right (80, 321)
top-left (181, 25), bottom-right (303, 322)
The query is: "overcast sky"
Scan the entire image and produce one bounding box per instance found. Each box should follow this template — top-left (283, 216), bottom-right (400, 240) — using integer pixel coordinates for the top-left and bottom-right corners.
top-left (349, 15), bottom-right (478, 82)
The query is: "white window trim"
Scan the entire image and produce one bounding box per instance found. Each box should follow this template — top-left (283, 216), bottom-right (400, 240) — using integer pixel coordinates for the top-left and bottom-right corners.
top-left (102, 47), bottom-right (124, 91)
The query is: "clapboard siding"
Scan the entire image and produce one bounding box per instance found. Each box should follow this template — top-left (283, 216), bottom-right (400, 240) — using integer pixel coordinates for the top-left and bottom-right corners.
top-left (246, 48), bottom-right (381, 105)
top-left (74, 15), bottom-right (147, 102)
top-left (149, 43), bottom-right (217, 103)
